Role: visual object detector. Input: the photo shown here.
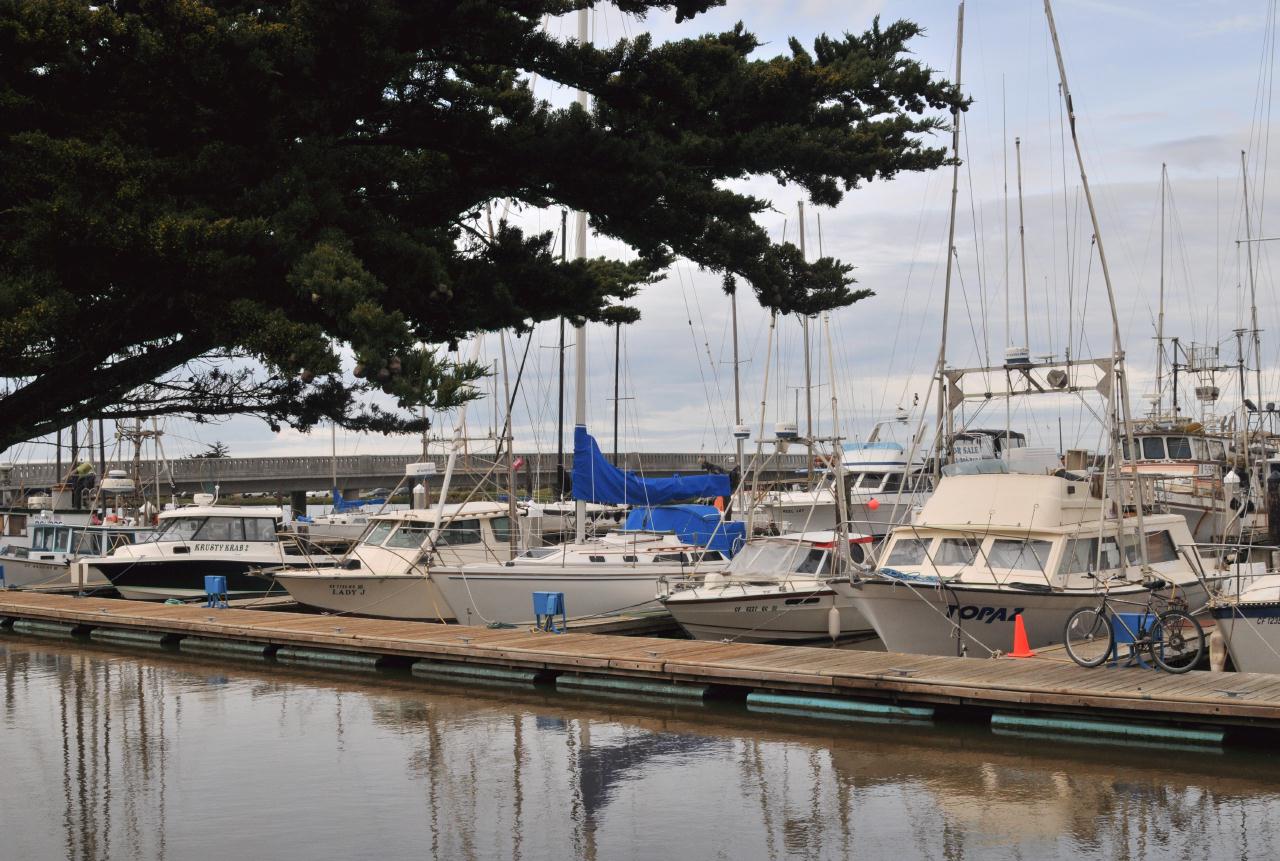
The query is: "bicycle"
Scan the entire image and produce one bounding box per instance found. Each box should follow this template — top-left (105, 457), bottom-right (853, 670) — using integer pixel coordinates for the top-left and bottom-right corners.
top-left (1062, 578), bottom-right (1205, 673)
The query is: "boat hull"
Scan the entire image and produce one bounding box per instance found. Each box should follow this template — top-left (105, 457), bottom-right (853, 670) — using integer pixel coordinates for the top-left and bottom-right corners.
top-left (839, 577), bottom-right (1212, 658)
top-left (89, 559), bottom-right (285, 601)
top-left (663, 587), bottom-right (872, 644)
top-left (274, 571), bottom-right (456, 622)
top-left (432, 568), bottom-right (670, 626)
top-left (1213, 603), bottom-right (1280, 674)
top-left (0, 556), bottom-right (110, 589)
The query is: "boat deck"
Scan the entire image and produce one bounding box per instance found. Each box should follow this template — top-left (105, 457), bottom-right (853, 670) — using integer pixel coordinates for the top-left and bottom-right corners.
top-left (2, 591), bottom-right (1278, 738)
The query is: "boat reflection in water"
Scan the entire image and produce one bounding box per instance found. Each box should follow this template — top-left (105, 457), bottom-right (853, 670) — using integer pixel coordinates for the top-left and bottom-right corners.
top-left (2, 635), bottom-right (1278, 861)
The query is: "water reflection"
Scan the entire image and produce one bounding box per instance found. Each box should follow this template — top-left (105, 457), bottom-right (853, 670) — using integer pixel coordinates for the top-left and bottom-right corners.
top-left (1, 633), bottom-right (1278, 861)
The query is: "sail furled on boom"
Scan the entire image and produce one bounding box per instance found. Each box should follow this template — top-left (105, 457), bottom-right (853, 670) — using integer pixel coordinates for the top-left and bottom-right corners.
top-left (571, 427), bottom-right (730, 505)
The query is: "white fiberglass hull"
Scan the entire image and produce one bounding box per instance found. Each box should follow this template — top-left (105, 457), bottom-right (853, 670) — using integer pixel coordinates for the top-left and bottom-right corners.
top-left (433, 567), bottom-right (675, 627)
top-left (1212, 576), bottom-right (1280, 673)
top-left (273, 571), bottom-right (457, 622)
top-left (0, 556), bottom-right (110, 589)
top-left (663, 585), bottom-right (872, 644)
top-left (837, 577), bottom-right (1213, 658)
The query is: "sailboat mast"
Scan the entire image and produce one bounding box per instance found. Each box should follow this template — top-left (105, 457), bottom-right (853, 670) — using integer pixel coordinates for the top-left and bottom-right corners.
top-left (731, 288), bottom-right (744, 514)
top-left (573, 6), bottom-right (590, 544)
top-left (1044, 0), bottom-right (1148, 566)
top-left (1016, 136), bottom-right (1030, 350)
top-left (1241, 150), bottom-right (1264, 410)
top-left (799, 200), bottom-right (814, 486)
top-left (556, 211), bottom-right (567, 499)
top-left (933, 1), bottom-right (965, 480)
top-left (1156, 164), bottom-right (1166, 416)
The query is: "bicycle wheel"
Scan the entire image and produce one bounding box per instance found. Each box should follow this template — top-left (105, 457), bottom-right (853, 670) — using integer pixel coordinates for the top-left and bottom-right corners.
top-left (1148, 610), bottom-right (1205, 673)
top-left (1064, 607), bottom-right (1113, 668)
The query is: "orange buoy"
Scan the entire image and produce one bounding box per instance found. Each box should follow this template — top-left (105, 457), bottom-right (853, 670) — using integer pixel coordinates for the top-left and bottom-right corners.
top-left (1009, 613), bottom-right (1037, 658)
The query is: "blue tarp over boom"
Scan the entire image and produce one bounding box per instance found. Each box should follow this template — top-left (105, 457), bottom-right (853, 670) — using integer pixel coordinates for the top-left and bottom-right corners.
top-left (624, 505), bottom-right (746, 557)
top-left (572, 427), bottom-right (730, 505)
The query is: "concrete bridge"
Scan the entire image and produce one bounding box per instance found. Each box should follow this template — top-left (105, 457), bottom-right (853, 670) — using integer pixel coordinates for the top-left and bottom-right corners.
top-left (1, 451), bottom-right (810, 499)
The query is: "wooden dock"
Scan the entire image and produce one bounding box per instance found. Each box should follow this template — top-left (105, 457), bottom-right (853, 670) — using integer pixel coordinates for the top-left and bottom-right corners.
top-left (3, 592), bottom-right (1279, 744)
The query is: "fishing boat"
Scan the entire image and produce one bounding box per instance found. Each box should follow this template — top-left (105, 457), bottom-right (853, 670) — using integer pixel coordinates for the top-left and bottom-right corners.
top-left (83, 502), bottom-right (323, 600)
top-left (660, 531), bottom-right (875, 644)
top-left (829, 466), bottom-right (1216, 657)
top-left (0, 516), bottom-right (152, 590)
top-left (273, 501), bottom-right (518, 621)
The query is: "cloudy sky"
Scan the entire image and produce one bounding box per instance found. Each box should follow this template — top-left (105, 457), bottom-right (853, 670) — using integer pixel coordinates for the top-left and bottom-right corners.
top-left (10, 0), bottom-right (1280, 468)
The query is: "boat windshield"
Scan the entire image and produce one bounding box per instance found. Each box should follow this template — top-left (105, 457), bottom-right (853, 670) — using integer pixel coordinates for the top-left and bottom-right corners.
top-left (435, 519), bottom-right (482, 547)
top-left (72, 530), bottom-right (104, 556)
top-left (155, 517), bottom-right (203, 542)
top-left (31, 526), bottom-right (66, 553)
top-left (729, 542), bottom-right (826, 576)
top-left (385, 522), bottom-right (432, 549)
top-left (884, 537), bottom-right (929, 567)
top-left (361, 521), bottom-right (396, 546)
top-left (987, 539), bottom-right (1052, 572)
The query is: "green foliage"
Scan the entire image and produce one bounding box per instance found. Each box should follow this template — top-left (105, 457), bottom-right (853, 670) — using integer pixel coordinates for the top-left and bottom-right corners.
top-left (0, 0), bottom-right (960, 450)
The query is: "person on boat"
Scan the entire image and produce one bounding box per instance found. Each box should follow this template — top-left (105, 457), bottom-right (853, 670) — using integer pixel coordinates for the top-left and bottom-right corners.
top-left (72, 461), bottom-right (96, 508)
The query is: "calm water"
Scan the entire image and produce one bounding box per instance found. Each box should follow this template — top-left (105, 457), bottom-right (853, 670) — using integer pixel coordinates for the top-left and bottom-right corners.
top-left (2, 635), bottom-right (1278, 861)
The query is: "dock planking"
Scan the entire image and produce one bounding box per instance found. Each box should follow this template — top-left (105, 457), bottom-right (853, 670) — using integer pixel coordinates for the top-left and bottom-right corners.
top-left (3, 592), bottom-right (1280, 734)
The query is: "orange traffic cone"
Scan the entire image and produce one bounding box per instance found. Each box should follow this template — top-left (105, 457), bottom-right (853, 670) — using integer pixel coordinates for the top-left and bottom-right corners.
top-left (1008, 613), bottom-right (1037, 658)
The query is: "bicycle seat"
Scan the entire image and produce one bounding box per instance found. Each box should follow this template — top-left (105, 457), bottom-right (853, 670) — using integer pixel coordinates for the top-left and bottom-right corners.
top-left (1143, 578), bottom-right (1168, 591)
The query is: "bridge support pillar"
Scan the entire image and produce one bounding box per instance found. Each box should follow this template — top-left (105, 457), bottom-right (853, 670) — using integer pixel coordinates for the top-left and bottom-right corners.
top-left (289, 490), bottom-right (307, 517)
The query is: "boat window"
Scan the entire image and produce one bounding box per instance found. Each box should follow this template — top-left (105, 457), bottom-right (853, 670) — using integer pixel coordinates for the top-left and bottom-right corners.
top-left (1060, 536), bottom-right (1125, 575)
top-left (490, 516), bottom-right (513, 544)
top-left (882, 473), bottom-right (903, 493)
top-left (653, 553), bottom-right (688, 564)
top-left (794, 549), bottom-right (828, 574)
top-left (987, 539), bottom-right (1052, 572)
top-left (1142, 437), bottom-right (1166, 460)
top-left (244, 518), bottom-right (278, 542)
top-left (108, 533), bottom-right (136, 552)
top-left (623, 555), bottom-right (639, 563)
top-left (156, 517), bottom-right (204, 542)
top-left (386, 522), bottom-right (432, 549)
top-left (72, 530), bottom-right (103, 556)
top-left (885, 538), bottom-right (930, 567)
top-left (934, 537), bottom-right (980, 566)
top-left (589, 555), bottom-right (606, 563)
top-left (518, 547), bottom-right (558, 560)
top-left (847, 543), bottom-right (866, 565)
top-left (31, 526), bottom-right (55, 552)
top-left (1143, 530), bottom-right (1180, 563)
top-left (193, 517), bottom-right (246, 542)
top-left (6, 514), bottom-right (25, 537)
top-left (1208, 440), bottom-right (1226, 461)
top-left (1165, 437), bottom-right (1192, 460)
top-left (53, 527), bottom-right (72, 553)
top-left (1121, 439), bottom-right (1132, 460)
top-left (1190, 438), bottom-right (1208, 460)
top-left (696, 550), bottom-right (723, 562)
top-left (857, 473), bottom-right (884, 490)
top-left (436, 519), bottom-right (482, 547)
top-left (362, 521), bottom-right (396, 546)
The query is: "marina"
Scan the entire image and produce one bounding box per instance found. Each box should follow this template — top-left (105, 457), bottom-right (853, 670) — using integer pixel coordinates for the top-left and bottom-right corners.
top-left (9, 0), bottom-right (1280, 857)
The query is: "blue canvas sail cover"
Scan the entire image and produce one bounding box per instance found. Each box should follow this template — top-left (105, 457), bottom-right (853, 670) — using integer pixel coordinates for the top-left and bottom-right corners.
top-left (572, 427), bottom-right (730, 506)
top-left (624, 505), bottom-right (746, 557)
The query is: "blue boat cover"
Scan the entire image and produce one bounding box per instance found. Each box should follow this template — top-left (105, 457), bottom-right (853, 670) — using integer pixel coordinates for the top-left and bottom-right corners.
top-left (624, 505), bottom-right (747, 557)
top-left (572, 426), bottom-right (730, 505)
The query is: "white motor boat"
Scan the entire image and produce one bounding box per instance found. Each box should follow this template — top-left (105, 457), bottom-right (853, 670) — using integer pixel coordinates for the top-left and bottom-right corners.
top-left (435, 521), bottom-right (732, 627)
top-left (829, 469), bottom-right (1217, 658)
top-left (273, 502), bottom-right (518, 622)
top-left (0, 518), bottom-right (153, 589)
top-left (660, 532), bottom-right (875, 644)
top-left (83, 504), bottom-right (326, 600)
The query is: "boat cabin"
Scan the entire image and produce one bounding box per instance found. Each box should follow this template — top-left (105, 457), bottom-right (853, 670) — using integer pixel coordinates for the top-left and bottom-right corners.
top-left (19, 522), bottom-right (151, 561)
top-left (350, 502), bottom-right (516, 572)
top-left (877, 473), bottom-right (1197, 590)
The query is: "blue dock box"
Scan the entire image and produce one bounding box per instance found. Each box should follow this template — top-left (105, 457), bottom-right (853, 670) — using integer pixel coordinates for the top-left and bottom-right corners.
top-left (533, 591), bottom-right (566, 633)
top-left (204, 575), bottom-right (228, 608)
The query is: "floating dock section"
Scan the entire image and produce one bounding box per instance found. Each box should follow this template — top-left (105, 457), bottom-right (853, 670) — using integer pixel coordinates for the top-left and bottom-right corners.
top-left (2, 592), bottom-right (1280, 745)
